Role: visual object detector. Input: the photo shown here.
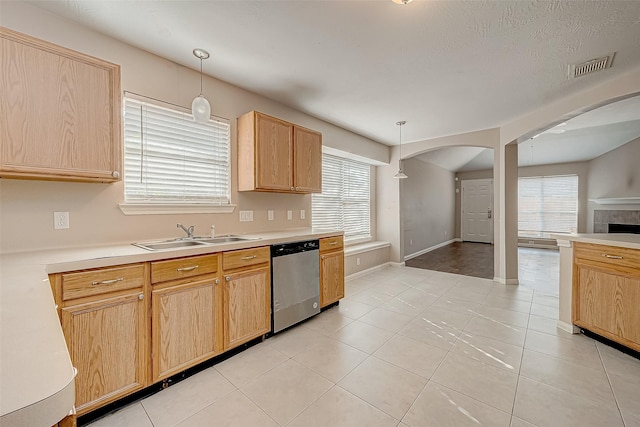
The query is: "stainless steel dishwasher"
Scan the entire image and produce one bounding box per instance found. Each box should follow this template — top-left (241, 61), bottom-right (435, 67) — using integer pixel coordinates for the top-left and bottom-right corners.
top-left (271, 240), bottom-right (320, 333)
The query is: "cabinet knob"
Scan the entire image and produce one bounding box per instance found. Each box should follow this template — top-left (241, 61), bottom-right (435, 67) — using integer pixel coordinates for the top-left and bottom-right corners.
top-left (290, 187), bottom-right (295, 191)
top-left (225, 276), bottom-right (231, 282)
top-left (295, 186), bottom-right (300, 191)
top-left (112, 171), bottom-right (120, 178)
top-left (321, 255), bottom-right (325, 260)
top-left (215, 278), bottom-right (220, 285)
top-left (138, 294), bottom-right (144, 300)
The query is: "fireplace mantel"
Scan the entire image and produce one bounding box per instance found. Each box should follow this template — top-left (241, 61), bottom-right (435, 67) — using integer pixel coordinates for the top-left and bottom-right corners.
top-left (589, 197), bottom-right (640, 205)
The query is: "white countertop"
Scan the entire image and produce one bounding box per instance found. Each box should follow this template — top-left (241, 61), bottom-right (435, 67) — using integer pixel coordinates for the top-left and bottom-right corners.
top-left (551, 232), bottom-right (640, 250)
top-left (0, 228), bottom-right (341, 425)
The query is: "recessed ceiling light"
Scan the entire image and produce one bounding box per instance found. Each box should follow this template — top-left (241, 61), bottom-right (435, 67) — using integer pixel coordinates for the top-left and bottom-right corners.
top-left (392, 0), bottom-right (414, 4)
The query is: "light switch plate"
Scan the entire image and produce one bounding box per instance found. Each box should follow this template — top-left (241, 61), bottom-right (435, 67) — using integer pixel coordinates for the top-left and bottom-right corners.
top-left (268, 210), bottom-right (274, 221)
top-left (239, 210), bottom-right (254, 222)
top-left (287, 210), bottom-right (293, 220)
top-left (300, 209), bottom-right (305, 220)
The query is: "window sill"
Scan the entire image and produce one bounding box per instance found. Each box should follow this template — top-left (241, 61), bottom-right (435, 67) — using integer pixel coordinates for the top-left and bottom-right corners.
top-left (119, 203), bottom-right (237, 215)
top-left (345, 241), bottom-right (391, 256)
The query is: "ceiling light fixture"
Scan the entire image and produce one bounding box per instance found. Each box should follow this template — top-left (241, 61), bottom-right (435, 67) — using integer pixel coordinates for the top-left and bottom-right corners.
top-left (192, 48), bottom-right (211, 123)
top-left (393, 121), bottom-right (408, 179)
top-left (392, 0), bottom-right (414, 4)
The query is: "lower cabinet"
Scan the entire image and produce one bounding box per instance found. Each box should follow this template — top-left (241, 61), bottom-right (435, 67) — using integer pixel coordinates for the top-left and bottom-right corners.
top-left (151, 278), bottom-right (222, 381)
top-left (573, 242), bottom-right (640, 352)
top-left (54, 265), bottom-right (149, 415)
top-left (319, 236), bottom-right (345, 307)
top-left (223, 267), bottom-right (271, 350)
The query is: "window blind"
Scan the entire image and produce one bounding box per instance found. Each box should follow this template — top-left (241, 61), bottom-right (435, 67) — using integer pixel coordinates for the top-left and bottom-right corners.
top-left (312, 153), bottom-right (370, 241)
top-left (123, 97), bottom-right (230, 204)
top-left (518, 175), bottom-right (578, 238)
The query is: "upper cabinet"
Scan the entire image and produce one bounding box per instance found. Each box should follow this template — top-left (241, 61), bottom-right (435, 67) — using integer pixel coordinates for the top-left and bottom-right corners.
top-left (237, 111), bottom-right (322, 193)
top-left (0, 27), bottom-right (122, 183)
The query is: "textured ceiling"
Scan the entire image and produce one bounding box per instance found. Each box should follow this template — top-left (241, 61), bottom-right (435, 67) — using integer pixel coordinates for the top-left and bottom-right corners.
top-left (25, 0), bottom-right (640, 148)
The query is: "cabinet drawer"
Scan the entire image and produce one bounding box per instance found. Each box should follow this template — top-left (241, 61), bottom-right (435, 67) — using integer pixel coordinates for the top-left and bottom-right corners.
top-left (574, 243), bottom-right (640, 273)
top-left (320, 236), bottom-right (344, 253)
top-left (62, 264), bottom-right (144, 301)
top-left (223, 247), bottom-right (270, 271)
top-left (151, 254), bottom-right (219, 284)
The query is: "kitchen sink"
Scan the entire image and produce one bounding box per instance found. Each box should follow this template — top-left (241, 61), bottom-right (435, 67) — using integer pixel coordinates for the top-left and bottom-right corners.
top-left (133, 235), bottom-right (260, 251)
top-left (193, 236), bottom-right (259, 244)
top-left (133, 240), bottom-right (208, 251)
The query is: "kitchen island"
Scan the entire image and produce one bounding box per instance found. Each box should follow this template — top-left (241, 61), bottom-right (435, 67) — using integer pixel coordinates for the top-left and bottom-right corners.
top-left (553, 233), bottom-right (640, 352)
top-left (0, 228), bottom-right (342, 426)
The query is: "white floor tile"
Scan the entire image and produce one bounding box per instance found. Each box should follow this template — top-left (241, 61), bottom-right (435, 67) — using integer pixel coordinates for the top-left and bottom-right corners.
top-left (332, 320), bottom-right (394, 354)
top-left (451, 332), bottom-right (523, 374)
top-left (293, 339), bottom-right (368, 382)
top-left (240, 359), bottom-right (333, 426)
top-left (373, 334), bottom-right (447, 379)
top-left (87, 402), bottom-right (152, 427)
top-left (215, 344), bottom-right (288, 387)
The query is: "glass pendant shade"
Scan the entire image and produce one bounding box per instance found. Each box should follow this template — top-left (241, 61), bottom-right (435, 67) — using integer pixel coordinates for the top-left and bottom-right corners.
top-left (394, 166), bottom-right (408, 179)
top-left (192, 94), bottom-right (211, 123)
top-left (192, 48), bottom-right (211, 123)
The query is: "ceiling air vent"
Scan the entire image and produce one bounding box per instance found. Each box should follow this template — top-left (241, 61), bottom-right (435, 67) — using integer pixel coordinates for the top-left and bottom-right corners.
top-left (569, 53), bottom-right (615, 79)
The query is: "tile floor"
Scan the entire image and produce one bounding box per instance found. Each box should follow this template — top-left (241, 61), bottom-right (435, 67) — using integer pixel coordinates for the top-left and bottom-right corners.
top-left (89, 262), bottom-right (640, 427)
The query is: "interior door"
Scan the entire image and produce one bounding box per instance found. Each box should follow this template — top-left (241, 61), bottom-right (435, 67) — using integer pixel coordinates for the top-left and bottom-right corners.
top-left (461, 179), bottom-right (493, 243)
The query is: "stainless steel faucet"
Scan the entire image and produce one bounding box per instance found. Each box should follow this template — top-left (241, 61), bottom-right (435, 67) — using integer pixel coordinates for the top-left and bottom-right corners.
top-left (177, 223), bottom-right (195, 238)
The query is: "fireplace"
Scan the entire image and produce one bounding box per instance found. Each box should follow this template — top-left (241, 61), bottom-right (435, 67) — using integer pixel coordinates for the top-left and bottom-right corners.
top-left (594, 209), bottom-right (640, 233)
top-left (608, 223), bottom-right (640, 234)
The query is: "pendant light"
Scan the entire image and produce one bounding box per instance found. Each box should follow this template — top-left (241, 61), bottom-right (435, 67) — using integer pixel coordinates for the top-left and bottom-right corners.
top-left (191, 48), bottom-right (211, 123)
top-left (392, 0), bottom-right (413, 4)
top-left (393, 120), bottom-right (408, 179)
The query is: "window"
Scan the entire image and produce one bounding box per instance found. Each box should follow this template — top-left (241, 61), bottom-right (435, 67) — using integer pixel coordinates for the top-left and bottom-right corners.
top-left (518, 175), bottom-right (578, 238)
top-left (312, 153), bottom-right (371, 242)
top-left (122, 96), bottom-right (231, 212)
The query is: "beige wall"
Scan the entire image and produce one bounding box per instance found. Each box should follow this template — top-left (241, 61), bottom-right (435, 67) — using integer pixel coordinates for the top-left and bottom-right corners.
top-left (402, 158), bottom-right (456, 258)
top-left (0, 2), bottom-right (388, 254)
top-left (587, 137), bottom-right (640, 231)
top-left (345, 247), bottom-right (390, 277)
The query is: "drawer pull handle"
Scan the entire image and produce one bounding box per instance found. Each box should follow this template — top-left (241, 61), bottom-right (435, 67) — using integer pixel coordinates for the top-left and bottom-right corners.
top-left (92, 277), bottom-right (124, 286)
top-left (241, 255), bottom-right (257, 261)
top-left (602, 254), bottom-right (623, 260)
top-left (329, 241), bottom-right (338, 245)
top-left (177, 265), bottom-right (199, 272)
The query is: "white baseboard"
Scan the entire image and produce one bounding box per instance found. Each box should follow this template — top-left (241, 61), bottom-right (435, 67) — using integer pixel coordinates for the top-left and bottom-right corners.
top-left (557, 320), bottom-right (580, 334)
top-left (493, 277), bottom-right (519, 285)
top-left (404, 238), bottom-right (460, 261)
top-left (346, 262), bottom-right (398, 280)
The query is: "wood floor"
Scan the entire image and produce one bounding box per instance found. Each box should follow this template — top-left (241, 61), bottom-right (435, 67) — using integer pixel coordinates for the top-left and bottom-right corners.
top-left (406, 242), bottom-right (494, 279)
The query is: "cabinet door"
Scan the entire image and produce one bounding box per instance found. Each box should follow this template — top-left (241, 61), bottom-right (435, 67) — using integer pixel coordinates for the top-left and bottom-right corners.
top-left (575, 266), bottom-right (640, 350)
top-left (61, 292), bottom-right (147, 414)
top-left (223, 267), bottom-right (271, 350)
top-left (255, 113), bottom-right (293, 191)
top-left (152, 278), bottom-right (222, 381)
top-left (293, 126), bottom-right (322, 193)
top-left (320, 250), bottom-right (345, 307)
top-left (0, 28), bottom-right (121, 182)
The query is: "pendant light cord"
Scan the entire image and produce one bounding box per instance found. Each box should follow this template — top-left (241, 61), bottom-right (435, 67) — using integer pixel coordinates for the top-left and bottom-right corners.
top-left (200, 57), bottom-right (203, 95)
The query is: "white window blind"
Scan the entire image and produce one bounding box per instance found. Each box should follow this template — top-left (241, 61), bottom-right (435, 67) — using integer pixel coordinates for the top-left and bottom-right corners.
top-left (123, 96), bottom-right (230, 204)
top-left (518, 175), bottom-right (578, 238)
top-left (312, 154), bottom-right (371, 241)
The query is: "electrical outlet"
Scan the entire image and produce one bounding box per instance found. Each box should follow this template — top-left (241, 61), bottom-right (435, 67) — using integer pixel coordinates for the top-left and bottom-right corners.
top-left (239, 210), bottom-right (253, 222)
top-left (300, 209), bottom-right (305, 220)
top-left (54, 212), bottom-right (69, 229)
top-left (268, 210), bottom-right (274, 221)
top-left (287, 210), bottom-right (293, 220)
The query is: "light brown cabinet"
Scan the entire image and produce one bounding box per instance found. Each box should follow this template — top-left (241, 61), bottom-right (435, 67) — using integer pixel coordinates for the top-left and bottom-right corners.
top-left (573, 242), bottom-right (640, 352)
top-left (0, 27), bottom-right (121, 183)
top-left (51, 263), bottom-right (149, 415)
top-left (237, 110), bottom-right (322, 193)
top-left (320, 236), bottom-right (345, 307)
top-left (150, 254), bottom-right (223, 382)
top-left (222, 246), bottom-right (271, 350)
